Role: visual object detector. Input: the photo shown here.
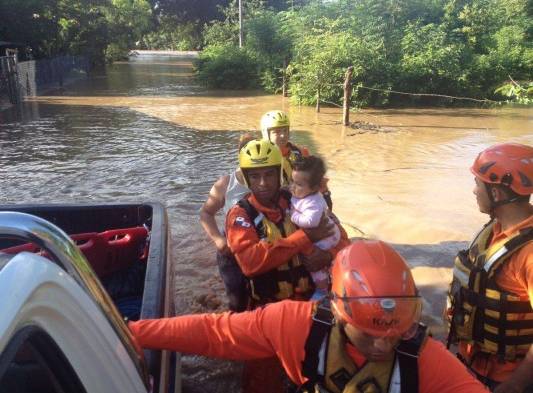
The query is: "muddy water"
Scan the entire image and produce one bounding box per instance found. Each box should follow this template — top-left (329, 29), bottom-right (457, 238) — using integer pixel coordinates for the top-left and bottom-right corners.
top-left (1, 55), bottom-right (532, 391)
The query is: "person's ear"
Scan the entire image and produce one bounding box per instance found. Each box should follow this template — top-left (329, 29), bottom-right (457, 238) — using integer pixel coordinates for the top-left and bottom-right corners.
top-left (491, 186), bottom-right (504, 202)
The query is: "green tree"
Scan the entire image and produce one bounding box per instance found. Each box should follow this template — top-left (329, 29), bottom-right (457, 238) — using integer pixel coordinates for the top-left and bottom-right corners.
top-left (105, 0), bottom-right (152, 61)
top-left (196, 44), bottom-right (258, 89)
top-left (400, 22), bottom-right (466, 95)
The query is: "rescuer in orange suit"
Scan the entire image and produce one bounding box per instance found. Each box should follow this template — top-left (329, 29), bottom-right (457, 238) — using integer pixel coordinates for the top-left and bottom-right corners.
top-left (130, 240), bottom-right (490, 393)
top-left (447, 143), bottom-right (533, 392)
top-left (220, 139), bottom-right (349, 392)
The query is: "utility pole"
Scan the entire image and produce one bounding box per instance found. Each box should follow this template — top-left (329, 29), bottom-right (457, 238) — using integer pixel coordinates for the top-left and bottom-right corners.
top-left (239, 0), bottom-right (243, 48)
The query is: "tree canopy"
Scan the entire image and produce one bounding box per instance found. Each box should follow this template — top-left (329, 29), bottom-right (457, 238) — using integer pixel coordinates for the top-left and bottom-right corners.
top-left (0, 0), bottom-right (152, 64)
top-left (2, 0), bottom-right (531, 105)
top-left (196, 0), bottom-right (532, 105)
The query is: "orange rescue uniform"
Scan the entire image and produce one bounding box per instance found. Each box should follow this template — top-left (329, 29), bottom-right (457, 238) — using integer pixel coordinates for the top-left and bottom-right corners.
top-left (130, 300), bottom-right (488, 393)
top-left (225, 192), bottom-right (349, 392)
top-left (460, 214), bottom-right (533, 382)
top-left (225, 193), bottom-right (349, 279)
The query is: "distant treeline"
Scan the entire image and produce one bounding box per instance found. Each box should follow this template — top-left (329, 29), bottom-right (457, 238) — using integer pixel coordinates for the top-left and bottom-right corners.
top-left (0, 0), bottom-right (155, 67)
top-left (2, 0), bottom-right (531, 105)
top-left (0, 0), bottom-right (280, 66)
top-left (196, 0), bottom-right (532, 106)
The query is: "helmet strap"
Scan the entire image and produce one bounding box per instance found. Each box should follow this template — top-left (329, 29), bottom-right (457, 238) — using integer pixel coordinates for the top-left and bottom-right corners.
top-left (241, 169), bottom-right (250, 188)
top-left (485, 183), bottom-right (521, 214)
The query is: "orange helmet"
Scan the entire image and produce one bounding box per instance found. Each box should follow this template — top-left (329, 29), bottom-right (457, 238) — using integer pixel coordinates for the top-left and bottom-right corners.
top-left (471, 143), bottom-right (533, 195)
top-left (331, 240), bottom-right (422, 338)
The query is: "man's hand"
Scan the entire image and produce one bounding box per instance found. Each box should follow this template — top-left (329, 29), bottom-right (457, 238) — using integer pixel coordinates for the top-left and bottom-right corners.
top-left (127, 321), bottom-right (145, 360)
top-left (214, 236), bottom-right (231, 255)
top-left (302, 213), bottom-right (335, 243)
top-left (301, 247), bottom-right (332, 273)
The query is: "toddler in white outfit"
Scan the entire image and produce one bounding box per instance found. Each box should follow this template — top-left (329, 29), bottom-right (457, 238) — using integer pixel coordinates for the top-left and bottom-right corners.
top-left (289, 156), bottom-right (340, 300)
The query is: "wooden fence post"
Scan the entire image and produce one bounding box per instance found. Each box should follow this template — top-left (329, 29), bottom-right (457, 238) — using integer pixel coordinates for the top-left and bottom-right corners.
top-left (282, 58), bottom-right (288, 97)
top-left (343, 66), bottom-right (354, 126)
top-left (316, 88), bottom-right (320, 112)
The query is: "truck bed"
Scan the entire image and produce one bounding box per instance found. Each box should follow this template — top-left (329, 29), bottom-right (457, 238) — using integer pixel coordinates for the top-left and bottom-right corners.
top-left (0, 203), bottom-right (176, 393)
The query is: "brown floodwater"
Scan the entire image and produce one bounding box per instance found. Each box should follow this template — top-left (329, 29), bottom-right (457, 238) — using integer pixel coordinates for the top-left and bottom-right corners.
top-left (1, 55), bottom-right (532, 392)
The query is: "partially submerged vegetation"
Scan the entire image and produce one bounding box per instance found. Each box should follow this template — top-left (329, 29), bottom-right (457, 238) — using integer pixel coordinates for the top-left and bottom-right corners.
top-left (196, 0), bottom-right (532, 106)
top-left (2, 0), bottom-right (531, 106)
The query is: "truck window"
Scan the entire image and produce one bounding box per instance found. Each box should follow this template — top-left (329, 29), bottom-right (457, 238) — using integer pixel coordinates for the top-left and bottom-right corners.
top-left (0, 326), bottom-right (87, 393)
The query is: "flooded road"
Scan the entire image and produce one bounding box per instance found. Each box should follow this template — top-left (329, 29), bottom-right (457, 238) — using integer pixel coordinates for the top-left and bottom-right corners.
top-left (1, 55), bottom-right (532, 392)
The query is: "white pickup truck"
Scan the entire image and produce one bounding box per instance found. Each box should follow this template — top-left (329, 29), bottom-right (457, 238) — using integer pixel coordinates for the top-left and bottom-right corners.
top-left (0, 203), bottom-right (179, 393)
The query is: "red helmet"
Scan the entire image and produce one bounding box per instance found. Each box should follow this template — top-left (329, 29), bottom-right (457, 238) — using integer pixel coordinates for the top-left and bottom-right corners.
top-left (471, 143), bottom-right (533, 195)
top-left (331, 240), bottom-right (422, 338)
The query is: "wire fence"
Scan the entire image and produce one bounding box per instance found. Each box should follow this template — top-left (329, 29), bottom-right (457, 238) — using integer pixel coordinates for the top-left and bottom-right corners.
top-left (0, 55), bottom-right (89, 105)
top-left (355, 85), bottom-right (499, 104)
top-left (0, 55), bottom-right (19, 106)
top-left (17, 55), bottom-right (89, 97)
top-left (293, 77), bottom-right (501, 112)
top-left (289, 68), bottom-right (506, 126)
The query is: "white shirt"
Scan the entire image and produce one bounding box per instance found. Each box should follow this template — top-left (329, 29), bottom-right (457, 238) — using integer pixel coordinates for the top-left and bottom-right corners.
top-left (223, 170), bottom-right (250, 215)
top-left (291, 193), bottom-right (340, 250)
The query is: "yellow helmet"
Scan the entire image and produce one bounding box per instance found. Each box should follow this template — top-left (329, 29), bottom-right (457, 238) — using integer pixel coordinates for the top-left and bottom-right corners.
top-left (239, 139), bottom-right (283, 186)
top-left (260, 110), bottom-right (290, 140)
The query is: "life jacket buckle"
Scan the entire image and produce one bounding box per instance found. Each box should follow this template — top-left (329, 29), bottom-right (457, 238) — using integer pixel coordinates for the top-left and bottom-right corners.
top-left (312, 299), bottom-right (334, 326)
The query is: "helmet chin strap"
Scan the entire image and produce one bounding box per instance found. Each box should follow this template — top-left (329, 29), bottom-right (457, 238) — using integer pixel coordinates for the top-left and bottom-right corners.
top-left (485, 183), bottom-right (521, 215)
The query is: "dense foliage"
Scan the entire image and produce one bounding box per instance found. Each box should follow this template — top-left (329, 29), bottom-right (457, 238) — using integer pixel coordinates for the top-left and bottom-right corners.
top-left (197, 0), bottom-right (532, 105)
top-left (197, 44), bottom-right (259, 89)
top-left (141, 16), bottom-right (203, 51)
top-left (3, 0), bottom-right (531, 105)
top-left (0, 0), bottom-right (152, 66)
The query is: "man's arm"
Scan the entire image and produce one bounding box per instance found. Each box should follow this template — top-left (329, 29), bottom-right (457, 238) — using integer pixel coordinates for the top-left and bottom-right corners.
top-left (327, 220), bottom-right (350, 257)
top-left (199, 175), bottom-right (230, 254)
top-left (226, 205), bottom-right (313, 276)
top-left (129, 300), bottom-right (313, 377)
top-left (129, 311), bottom-right (275, 360)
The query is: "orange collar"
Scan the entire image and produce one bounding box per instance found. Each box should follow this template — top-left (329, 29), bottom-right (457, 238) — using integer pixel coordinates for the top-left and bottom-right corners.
top-left (492, 212), bottom-right (533, 242)
top-left (280, 145), bottom-right (290, 157)
top-left (248, 193), bottom-right (290, 223)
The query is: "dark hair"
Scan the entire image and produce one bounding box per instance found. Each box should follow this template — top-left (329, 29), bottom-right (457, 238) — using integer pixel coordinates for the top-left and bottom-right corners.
top-left (238, 133), bottom-right (256, 150)
top-left (292, 155), bottom-right (326, 189)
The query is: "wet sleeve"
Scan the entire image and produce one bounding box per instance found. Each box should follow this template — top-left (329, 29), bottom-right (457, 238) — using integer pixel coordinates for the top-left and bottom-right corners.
top-left (128, 300), bottom-right (314, 374)
top-left (226, 206), bottom-right (313, 277)
top-left (418, 338), bottom-right (489, 393)
top-left (129, 310), bottom-right (276, 360)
